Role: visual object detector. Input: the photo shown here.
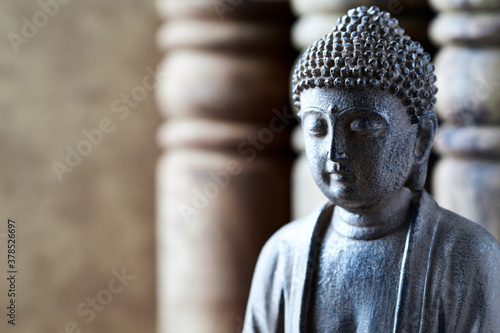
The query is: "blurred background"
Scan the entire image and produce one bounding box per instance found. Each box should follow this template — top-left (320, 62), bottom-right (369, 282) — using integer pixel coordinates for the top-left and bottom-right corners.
top-left (1, 0), bottom-right (499, 332)
top-left (0, 1), bottom-right (159, 332)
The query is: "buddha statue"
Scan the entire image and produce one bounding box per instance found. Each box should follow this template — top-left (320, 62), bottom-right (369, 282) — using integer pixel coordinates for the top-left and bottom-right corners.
top-left (243, 6), bottom-right (500, 332)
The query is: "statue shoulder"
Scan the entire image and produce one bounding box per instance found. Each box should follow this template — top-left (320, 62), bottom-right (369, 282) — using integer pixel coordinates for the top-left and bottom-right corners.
top-left (251, 202), bottom-right (329, 286)
top-left (423, 203), bottom-right (500, 328)
top-left (260, 207), bottom-right (322, 262)
top-left (437, 207), bottom-right (500, 256)
top-left (433, 207), bottom-right (500, 290)
top-left (243, 206), bottom-right (326, 332)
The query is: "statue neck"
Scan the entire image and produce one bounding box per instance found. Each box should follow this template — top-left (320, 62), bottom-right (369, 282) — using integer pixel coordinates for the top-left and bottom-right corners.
top-left (331, 188), bottom-right (415, 240)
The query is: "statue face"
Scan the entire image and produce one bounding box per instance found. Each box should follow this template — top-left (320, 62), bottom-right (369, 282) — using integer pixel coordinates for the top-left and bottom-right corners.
top-left (300, 87), bottom-right (419, 211)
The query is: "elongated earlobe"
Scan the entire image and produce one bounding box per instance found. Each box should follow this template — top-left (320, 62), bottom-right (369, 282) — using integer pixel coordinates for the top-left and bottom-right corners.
top-left (415, 116), bottom-right (437, 163)
top-left (406, 114), bottom-right (438, 192)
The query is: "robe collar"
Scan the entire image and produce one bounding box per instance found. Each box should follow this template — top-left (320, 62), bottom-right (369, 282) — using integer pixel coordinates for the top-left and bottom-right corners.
top-left (291, 191), bottom-right (441, 333)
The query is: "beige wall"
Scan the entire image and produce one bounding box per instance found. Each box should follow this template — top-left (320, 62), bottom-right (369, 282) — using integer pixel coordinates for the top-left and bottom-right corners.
top-left (0, 1), bottom-right (160, 332)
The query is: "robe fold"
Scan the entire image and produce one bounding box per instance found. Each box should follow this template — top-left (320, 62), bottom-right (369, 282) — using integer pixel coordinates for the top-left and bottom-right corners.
top-left (243, 191), bottom-right (500, 332)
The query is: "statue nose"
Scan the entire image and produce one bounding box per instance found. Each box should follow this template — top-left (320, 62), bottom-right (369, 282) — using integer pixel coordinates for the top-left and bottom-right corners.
top-left (329, 130), bottom-right (347, 161)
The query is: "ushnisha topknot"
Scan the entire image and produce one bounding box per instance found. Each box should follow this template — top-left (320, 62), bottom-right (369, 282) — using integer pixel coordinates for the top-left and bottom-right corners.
top-left (292, 6), bottom-right (437, 123)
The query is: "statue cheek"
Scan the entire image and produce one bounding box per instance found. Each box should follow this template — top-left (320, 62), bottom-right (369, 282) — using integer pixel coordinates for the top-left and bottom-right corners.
top-left (305, 137), bottom-right (329, 161)
top-left (378, 138), bottom-right (414, 185)
top-left (304, 145), bottom-right (327, 179)
top-left (349, 137), bottom-right (385, 161)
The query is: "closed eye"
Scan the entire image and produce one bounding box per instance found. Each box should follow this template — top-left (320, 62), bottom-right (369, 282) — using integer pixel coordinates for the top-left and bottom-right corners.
top-left (302, 113), bottom-right (328, 137)
top-left (348, 114), bottom-right (388, 135)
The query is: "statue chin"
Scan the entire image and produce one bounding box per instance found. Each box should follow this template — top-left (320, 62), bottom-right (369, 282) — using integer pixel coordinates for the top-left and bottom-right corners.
top-left (322, 184), bottom-right (414, 214)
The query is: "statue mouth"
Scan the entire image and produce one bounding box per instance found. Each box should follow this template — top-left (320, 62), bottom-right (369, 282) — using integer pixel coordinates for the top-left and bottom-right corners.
top-left (326, 161), bottom-right (352, 173)
top-left (329, 172), bottom-right (354, 182)
top-left (324, 162), bottom-right (354, 181)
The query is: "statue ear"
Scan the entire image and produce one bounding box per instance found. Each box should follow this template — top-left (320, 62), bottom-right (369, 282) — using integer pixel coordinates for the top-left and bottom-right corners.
top-left (414, 115), bottom-right (437, 164)
top-left (405, 114), bottom-right (437, 192)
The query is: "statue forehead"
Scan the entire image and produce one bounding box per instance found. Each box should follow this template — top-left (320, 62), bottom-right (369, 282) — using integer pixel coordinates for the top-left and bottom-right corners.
top-left (300, 87), bottom-right (406, 115)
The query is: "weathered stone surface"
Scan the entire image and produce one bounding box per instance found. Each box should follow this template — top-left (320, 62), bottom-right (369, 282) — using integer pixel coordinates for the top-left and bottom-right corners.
top-left (290, 1), bottom-right (433, 219)
top-left (291, 126), bottom-right (326, 218)
top-left (245, 7), bottom-right (500, 332)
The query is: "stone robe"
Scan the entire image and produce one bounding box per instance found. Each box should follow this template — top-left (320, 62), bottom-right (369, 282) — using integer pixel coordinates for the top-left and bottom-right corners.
top-left (243, 191), bottom-right (500, 332)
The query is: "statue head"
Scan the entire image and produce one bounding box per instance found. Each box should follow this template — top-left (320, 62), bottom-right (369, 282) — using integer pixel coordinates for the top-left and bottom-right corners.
top-left (292, 6), bottom-right (438, 212)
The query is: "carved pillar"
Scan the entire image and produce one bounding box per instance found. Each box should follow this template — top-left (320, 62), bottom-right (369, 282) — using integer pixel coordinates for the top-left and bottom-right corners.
top-left (430, 0), bottom-right (500, 239)
top-left (290, 0), bottom-right (432, 218)
top-left (155, 1), bottom-right (293, 332)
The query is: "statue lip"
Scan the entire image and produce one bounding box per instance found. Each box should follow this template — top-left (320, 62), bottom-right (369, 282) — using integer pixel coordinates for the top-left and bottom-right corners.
top-left (329, 172), bottom-right (355, 182)
top-left (325, 165), bottom-right (355, 182)
top-left (325, 162), bottom-right (352, 174)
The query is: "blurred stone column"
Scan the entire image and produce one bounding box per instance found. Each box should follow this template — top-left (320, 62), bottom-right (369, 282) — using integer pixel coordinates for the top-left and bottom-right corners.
top-left (290, 0), bottom-right (432, 218)
top-left (155, 1), bottom-right (293, 332)
top-left (430, 0), bottom-right (500, 240)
